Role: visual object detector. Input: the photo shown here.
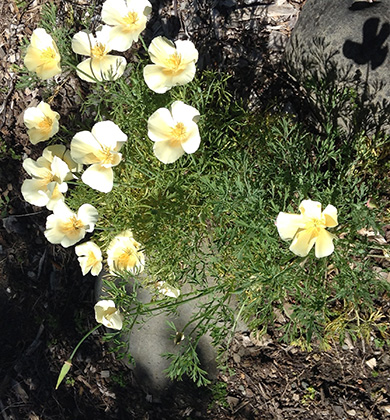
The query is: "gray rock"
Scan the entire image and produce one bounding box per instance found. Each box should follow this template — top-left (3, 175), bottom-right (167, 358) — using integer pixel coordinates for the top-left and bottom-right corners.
top-left (96, 273), bottom-right (247, 395)
top-left (285, 0), bottom-right (390, 130)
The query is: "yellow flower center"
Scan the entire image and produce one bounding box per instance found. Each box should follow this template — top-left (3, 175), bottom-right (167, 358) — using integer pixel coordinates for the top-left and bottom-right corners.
top-left (163, 52), bottom-right (182, 74)
top-left (169, 122), bottom-right (187, 147)
top-left (91, 42), bottom-right (107, 58)
top-left (97, 146), bottom-right (115, 165)
top-left (86, 251), bottom-right (98, 267)
top-left (38, 116), bottom-right (53, 133)
top-left (122, 11), bottom-right (139, 28)
top-left (41, 47), bottom-right (57, 62)
top-left (117, 247), bottom-right (138, 270)
top-left (61, 215), bottom-right (85, 235)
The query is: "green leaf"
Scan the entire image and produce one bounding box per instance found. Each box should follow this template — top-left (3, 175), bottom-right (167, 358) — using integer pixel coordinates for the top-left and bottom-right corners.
top-left (55, 360), bottom-right (72, 390)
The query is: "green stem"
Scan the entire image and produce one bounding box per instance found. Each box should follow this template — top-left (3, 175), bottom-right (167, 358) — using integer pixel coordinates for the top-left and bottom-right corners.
top-left (69, 323), bottom-right (102, 361)
top-left (138, 35), bottom-right (148, 53)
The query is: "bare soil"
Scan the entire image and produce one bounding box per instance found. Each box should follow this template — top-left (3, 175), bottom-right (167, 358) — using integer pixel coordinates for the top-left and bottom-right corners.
top-left (1, 1), bottom-right (390, 419)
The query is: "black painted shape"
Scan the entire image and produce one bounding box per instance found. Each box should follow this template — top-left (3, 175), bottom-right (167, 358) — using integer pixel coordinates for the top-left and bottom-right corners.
top-left (349, 1), bottom-right (381, 11)
top-left (343, 17), bottom-right (390, 70)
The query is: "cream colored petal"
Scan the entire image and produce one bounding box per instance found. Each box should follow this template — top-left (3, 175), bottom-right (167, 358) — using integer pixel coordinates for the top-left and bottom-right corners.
top-left (105, 311), bottom-right (123, 330)
top-left (36, 61), bottom-right (61, 80)
top-left (23, 106), bottom-right (45, 128)
top-left (76, 58), bottom-right (99, 82)
top-left (72, 31), bottom-right (94, 56)
top-left (171, 101), bottom-right (200, 124)
top-left (289, 228), bottom-right (317, 257)
top-left (24, 46), bottom-right (42, 72)
top-left (95, 25), bottom-right (113, 49)
top-left (143, 64), bottom-right (171, 93)
top-left (175, 40), bottom-right (198, 64)
top-left (81, 164), bottom-right (114, 193)
top-left (61, 231), bottom-right (86, 248)
top-left (275, 212), bottom-right (305, 241)
top-left (299, 199), bottom-right (322, 219)
top-left (75, 241), bottom-right (102, 276)
top-left (170, 62), bottom-right (196, 86)
top-left (22, 158), bottom-right (51, 178)
top-left (43, 145), bottom-right (66, 161)
top-left (107, 25), bottom-right (141, 52)
top-left (45, 190), bottom-right (65, 211)
top-left (147, 108), bottom-right (175, 142)
top-left (181, 123), bottom-right (200, 154)
top-left (101, 0), bottom-right (129, 25)
top-left (315, 229), bottom-right (335, 258)
top-left (94, 300), bottom-right (122, 330)
top-left (153, 140), bottom-right (185, 164)
top-left (98, 55), bottom-right (127, 81)
top-left (322, 204), bottom-right (338, 228)
top-left (170, 101), bottom-right (200, 124)
top-left (52, 200), bottom-right (73, 218)
top-left (30, 28), bottom-right (54, 50)
top-left (77, 203), bottom-right (99, 232)
top-left (90, 261), bottom-right (103, 276)
top-left (71, 130), bottom-right (101, 164)
top-left (148, 36), bottom-right (176, 66)
top-left (51, 156), bottom-right (71, 183)
top-left (27, 128), bottom-right (50, 145)
top-left (157, 281), bottom-right (181, 298)
top-left (38, 101), bottom-right (60, 120)
top-left (21, 179), bottom-right (49, 207)
top-left (44, 214), bottom-right (65, 244)
top-left (91, 120), bottom-right (127, 151)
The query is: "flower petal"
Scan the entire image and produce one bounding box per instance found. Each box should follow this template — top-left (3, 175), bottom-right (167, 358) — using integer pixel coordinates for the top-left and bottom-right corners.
top-left (170, 101), bottom-right (200, 124)
top-left (299, 199), bottom-right (322, 219)
top-left (315, 229), bottom-right (335, 258)
top-left (77, 204), bottom-right (99, 232)
top-left (71, 130), bottom-right (101, 164)
top-left (143, 64), bottom-right (171, 93)
top-left (72, 31), bottom-right (94, 56)
top-left (81, 164), bottom-right (114, 193)
top-left (153, 140), bottom-right (185, 164)
top-left (275, 212), bottom-right (305, 241)
top-left (101, 0), bottom-right (129, 25)
top-left (322, 204), bottom-right (338, 228)
top-left (91, 120), bottom-right (127, 151)
top-left (148, 36), bottom-right (176, 66)
top-left (175, 40), bottom-right (199, 64)
top-left (21, 179), bottom-right (50, 207)
top-left (181, 123), bottom-right (201, 154)
top-left (289, 228), bottom-right (317, 257)
top-left (147, 107), bottom-right (175, 142)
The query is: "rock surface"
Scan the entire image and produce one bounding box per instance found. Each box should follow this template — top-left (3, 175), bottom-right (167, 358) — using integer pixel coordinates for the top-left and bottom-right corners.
top-left (96, 274), bottom-right (247, 395)
top-left (285, 0), bottom-right (390, 120)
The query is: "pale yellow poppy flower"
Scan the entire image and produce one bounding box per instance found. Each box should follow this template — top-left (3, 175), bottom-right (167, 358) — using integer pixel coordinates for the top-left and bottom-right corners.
top-left (75, 241), bottom-right (103, 276)
top-left (23, 101), bottom-right (60, 145)
top-left (24, 28), bottom-right (61, 80)
top-left (94, 300), bottom-right (123, 330)
top-left (44, 201), bottom-right (98, 248)
top-left (107, 230), bottom-right (145, 275)
top-left (101, 0), bottom-right (152, 52)
top-left (71, 25), bottom-right (126, 82)
top-left (143, 36), bottom-right (198, 93)
top-left (147, 101), bottom-right (201, 164)
top-left (276, 199), bottom-right (338, 258)
top-left (21, 145), bottom-right (77, 210)
top-left (70, 120), bottom-right (127, 193)
top-left (156, 281), bottom-right (181, 298)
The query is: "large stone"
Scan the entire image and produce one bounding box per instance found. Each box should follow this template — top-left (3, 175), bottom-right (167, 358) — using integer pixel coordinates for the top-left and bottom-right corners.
top-left (285, 0), bottom-right (390, 128)
top-left (96, 274), bottom-right (247, 396)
